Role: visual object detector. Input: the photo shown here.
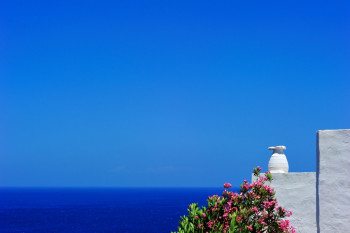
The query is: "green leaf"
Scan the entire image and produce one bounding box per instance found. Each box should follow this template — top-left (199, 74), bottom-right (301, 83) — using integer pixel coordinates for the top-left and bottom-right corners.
top-left (267, 172), bottom-right (272, 181)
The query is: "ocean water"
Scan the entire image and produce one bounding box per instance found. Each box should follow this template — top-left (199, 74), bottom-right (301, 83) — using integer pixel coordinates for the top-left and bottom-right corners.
top-left (0, 188), bottom-right (224, 233)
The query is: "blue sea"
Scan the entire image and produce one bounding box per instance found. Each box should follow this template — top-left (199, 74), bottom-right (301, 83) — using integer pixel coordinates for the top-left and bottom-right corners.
top-left (0, 188), bottom-right (224, 233)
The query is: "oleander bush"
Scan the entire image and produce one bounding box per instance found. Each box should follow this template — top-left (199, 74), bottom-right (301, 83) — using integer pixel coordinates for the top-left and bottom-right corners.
top-left (172, 167), bottom-right (295, 233)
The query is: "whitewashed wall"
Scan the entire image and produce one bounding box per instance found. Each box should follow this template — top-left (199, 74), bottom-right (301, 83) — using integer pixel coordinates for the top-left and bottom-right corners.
top-left (252, 173), bottom-right (317, 233)
top-left (317, 129), bottom-right (350, 232)
top-left (249, 129), bottom-right (350, 232)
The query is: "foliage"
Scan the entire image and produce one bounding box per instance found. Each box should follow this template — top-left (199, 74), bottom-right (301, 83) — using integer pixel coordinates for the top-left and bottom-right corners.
top-left (172, 167), bottom-right (295, 233)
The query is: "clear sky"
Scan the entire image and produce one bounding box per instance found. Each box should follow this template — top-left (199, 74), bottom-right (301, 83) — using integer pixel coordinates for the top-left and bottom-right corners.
top-left (0, 0), bottom-right (349, 187)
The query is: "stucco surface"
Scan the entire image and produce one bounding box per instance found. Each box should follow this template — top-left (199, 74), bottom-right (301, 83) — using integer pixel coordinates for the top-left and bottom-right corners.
top-left (252, 172), bottom-right (317, 233)
top-left (317, 129), bottom-right (350, 232)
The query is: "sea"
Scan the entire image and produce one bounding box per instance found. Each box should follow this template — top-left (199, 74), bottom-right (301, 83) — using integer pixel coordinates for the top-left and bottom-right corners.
top-left (0, 187), bottom-right (228, 233)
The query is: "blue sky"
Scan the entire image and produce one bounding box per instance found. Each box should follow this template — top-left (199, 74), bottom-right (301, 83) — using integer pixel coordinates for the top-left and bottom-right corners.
top-left (1, 0), bottom-right (349, 187)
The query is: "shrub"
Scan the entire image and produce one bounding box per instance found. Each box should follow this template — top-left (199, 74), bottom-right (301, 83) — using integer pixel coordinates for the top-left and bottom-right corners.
top-left (172, 167), bottom-right (295, 233)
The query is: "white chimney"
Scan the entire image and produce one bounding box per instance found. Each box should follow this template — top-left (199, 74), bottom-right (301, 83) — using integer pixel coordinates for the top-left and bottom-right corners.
top-left (268, 146), bottom-right (289, 173)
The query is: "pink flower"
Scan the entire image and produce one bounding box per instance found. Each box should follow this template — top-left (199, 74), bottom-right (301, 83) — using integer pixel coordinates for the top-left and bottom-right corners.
top-left (176, 166), bottom-right (296, 233)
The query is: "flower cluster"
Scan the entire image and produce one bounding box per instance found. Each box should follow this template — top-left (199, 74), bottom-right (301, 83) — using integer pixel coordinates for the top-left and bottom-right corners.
top-left (172, 167), bottom-right (295, 233)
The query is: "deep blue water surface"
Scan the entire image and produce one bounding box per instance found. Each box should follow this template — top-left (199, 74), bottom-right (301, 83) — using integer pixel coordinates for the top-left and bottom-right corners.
top-left (0, 188), bottom-right (224, 233)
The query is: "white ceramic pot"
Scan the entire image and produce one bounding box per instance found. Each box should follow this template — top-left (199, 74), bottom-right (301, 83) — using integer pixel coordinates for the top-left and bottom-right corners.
top-left (268, 146), bottom-right (289, 173)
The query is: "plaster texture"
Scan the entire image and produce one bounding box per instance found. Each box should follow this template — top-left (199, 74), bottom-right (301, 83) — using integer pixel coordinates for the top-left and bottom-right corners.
top-left (317, 129), bottom-right (350, 233)
top-left (252, 172), bottom-right (317, 233)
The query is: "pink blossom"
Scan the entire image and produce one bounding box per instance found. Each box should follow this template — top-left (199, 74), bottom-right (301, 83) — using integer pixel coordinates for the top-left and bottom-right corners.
top-left (175, 166), bottom-right (295, 233)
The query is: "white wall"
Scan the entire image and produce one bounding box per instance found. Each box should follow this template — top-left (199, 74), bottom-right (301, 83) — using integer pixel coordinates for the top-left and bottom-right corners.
top-left (317, 129), bottom-right (350, 232)
top-left (252, 172), bottom-right (317, 233)
top-left (248, 129), bottom-right (350, 232)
